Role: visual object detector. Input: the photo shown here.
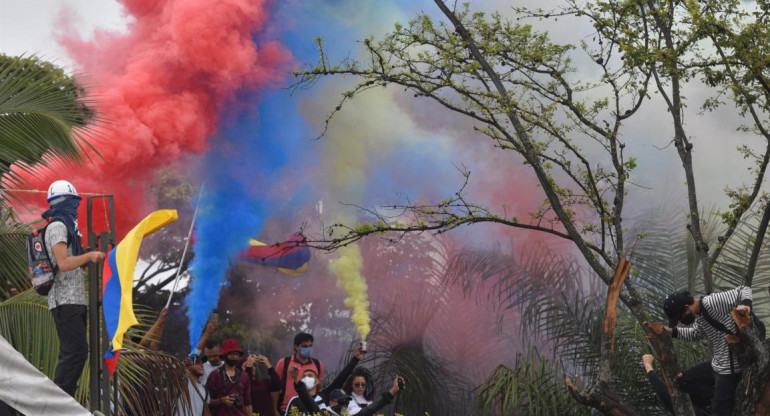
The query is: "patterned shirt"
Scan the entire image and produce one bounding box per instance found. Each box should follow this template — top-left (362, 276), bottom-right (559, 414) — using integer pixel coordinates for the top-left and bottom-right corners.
top-left (45, 221), bottom-right (86, 309)
top-left (675, 286), bottom-right (753, 374)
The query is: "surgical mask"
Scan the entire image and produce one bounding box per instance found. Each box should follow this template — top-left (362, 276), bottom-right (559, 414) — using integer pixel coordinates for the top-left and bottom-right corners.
top-left (302, 376), bottom-right (316, 391)
top-left (224, 358), bottom-right (239, 367)
top-left (300, 347), bottom-right (313, 358)
top-left (681, 313), bottom-right (696, 325)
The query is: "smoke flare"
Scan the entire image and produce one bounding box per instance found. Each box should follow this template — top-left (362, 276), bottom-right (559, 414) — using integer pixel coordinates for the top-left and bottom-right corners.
top-left (328, 244), bottom-right (371, 341)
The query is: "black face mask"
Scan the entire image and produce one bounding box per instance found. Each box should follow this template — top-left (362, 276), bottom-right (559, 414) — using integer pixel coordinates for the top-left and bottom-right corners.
top-left (680, 313), bottom-right (696, 325)
top-left (224, 358), bottom-right (239, 367)
top-left (332, 405), bottom-right (343, 414)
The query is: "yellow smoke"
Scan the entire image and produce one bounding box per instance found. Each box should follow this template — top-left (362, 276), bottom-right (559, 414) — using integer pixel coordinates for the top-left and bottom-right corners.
top-left (328, 244), bottom-right (370, 341)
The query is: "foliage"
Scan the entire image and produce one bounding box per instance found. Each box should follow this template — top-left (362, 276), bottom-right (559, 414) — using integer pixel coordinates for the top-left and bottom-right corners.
top-left (0, 206), bottom-right (30, 300)
top-left (294, 0), bottom-right (770, 413)
top-left (0, 54), bottom-right (97, 188)
top-left (475, 347), bottom-right (592, 416)
top-left (0, 55), bottom-right (99, 300)
top-left (0, 289), bottom-right (189, 414)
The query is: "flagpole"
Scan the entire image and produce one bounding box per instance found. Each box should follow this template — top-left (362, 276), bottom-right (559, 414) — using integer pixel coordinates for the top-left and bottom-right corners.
top-left (165, 186), bottom-right (203, 309)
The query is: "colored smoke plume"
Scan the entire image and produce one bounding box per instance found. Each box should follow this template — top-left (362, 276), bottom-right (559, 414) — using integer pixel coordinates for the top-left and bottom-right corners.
top-left (13, 0), bottom-right (289, 237)
top-left (328, 244), bottom-right (371, 341)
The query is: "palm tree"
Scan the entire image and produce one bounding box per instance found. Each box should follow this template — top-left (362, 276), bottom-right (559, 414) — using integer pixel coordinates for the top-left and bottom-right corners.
top-left (455, 205), bottom-right (770, 415)
top-left (0, 54), bottom-right (98, 299)
top-left (0, 55), bottom-right (190, 415)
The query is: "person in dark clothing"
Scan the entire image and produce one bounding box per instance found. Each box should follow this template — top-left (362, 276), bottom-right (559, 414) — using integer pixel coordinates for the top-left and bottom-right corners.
top-left (642, 354), bottom-right (713, 415)
top-left (663, 286), bottom-right (757, 415)
top-left (341, 367), bottom-right (375, 414)
top-left (284, 347), bottom-right (366, 415)
top-left (241, 353), bottom-right (281, 416)
top-left (291, 371), bottom-right (405, 416)
top-left (206, 339), bottom-right (252, 416)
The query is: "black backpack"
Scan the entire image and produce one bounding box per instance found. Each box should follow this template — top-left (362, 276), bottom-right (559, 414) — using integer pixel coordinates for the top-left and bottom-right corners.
top-left (25, 220), bottom-right (68, 296)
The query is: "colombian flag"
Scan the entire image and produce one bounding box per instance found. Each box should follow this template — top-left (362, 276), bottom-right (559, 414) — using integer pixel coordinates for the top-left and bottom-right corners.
top-left (102, 210), bottom-right (178, 375)
top-left (239, 233), bottom-right (310, 276)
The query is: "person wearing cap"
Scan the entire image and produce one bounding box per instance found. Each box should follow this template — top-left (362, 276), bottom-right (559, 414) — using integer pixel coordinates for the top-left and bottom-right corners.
top-left (284, 346), bottom-right (367, 416)
top-left (662, 286), bottom-right (754, 415)
top-left (42, 180), bottom-right (105, 396)
top-left (175, 354), bottom-right (211, 416)
top-left (205, 339), bottom-right (252, 416)
top-left (289, 368), bottom-right (405, 416)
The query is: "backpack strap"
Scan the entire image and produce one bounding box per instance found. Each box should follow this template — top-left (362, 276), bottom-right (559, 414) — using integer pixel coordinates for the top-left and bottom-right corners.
top-left (39, 223), bottom-right (61, 277)
top-left (189, 376), bottom-right (207, 402)
top-left (700, 297), bottom-right (737, 374)
top-left (278, 355), bottom-right (292, 410)
top-left (312, 358), bottom-right (321, 378)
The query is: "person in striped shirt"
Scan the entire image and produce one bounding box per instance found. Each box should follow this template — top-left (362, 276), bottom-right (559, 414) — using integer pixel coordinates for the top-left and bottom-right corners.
top-left (663, 286), bottom-right (753, 416)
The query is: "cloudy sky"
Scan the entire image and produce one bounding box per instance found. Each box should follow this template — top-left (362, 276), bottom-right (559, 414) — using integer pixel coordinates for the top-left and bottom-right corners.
top-left (2, 0), bottom-right (763, 256)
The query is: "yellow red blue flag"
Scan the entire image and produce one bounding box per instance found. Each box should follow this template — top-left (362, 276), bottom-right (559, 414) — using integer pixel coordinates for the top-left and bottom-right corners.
top-left (102, 209), bottom-right (178, 375)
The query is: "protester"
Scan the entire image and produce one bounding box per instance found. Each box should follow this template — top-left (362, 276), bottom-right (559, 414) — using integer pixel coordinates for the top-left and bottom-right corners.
top-left (275, 332), bottom-right (325, 413)
top-left (175, 354), bottom-right (211, 416)
top-left (290, 367), bottom-right (405, 416)
top-left (43, 180), bottom-right (105, 396)
top-left (205, 338), bottom-right (252, 416)
top-left (284, 346), bottom-right (367, 415)
top-left (663, 286), bottom-right (757, 415)
top-left (341, 368), bottom-right (375, 415)
top-left (191, 317), bottom-right (221, 385)
top-left (641, 354), bottom-right (713, 415)
top-left (241, 353), bottom-right (281, 416)
top-left (200, 339), bottom-right (223, 386)
top-left (139, 307), bottom-right (169, 352)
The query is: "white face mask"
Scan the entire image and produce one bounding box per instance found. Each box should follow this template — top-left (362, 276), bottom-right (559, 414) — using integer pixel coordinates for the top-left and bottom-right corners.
top-left (302, 376), bottom-right (316, 391)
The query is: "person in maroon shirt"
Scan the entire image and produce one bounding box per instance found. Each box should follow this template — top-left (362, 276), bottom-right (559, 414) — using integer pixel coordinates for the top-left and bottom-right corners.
top-left (205, 339), bottom-right (252, 416)
top-left (241, 354), bottom-right (281, 416)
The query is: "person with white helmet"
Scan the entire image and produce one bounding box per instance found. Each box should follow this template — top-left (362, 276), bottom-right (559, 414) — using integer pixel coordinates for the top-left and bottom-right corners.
top-left (41, 180), bottom-right (105, 397)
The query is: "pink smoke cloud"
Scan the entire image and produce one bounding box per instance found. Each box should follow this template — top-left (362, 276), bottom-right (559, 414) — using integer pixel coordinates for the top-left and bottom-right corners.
top-left (14, 0), bottom-right (291, 237)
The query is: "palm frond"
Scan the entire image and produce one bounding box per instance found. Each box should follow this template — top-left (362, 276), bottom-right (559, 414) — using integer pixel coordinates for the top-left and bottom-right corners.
top-left (0, 54), bottom-right (102, 211)
top-left (475, 346), bottom-right (591, 416)
top-left (0, 289), bottom-right (189, 414)
top-left (0, 289), bottom-right (59, 376)
top-left (0, 206), bottom-right (31, 300)
top-left (113, 350), bottom-right (190, 416)
top-left (712, 212), bottom-right (770, 321)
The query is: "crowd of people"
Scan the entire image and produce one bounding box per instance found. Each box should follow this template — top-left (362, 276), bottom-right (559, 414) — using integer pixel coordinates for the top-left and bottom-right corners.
top-left (175, 329), bottom-right (404, 416)
top-left (24, 179), bottom-right (768, 416)
top-left (25, 180), bottom-right (405, 416)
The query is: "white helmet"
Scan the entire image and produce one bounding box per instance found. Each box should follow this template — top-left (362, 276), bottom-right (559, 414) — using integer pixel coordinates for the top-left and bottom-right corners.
top-left (47, 180), bottom-right (81, 202)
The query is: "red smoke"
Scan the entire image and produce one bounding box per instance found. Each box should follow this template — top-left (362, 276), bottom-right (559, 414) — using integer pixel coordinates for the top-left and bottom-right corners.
top-left (13, 0), bottom-right (291, 237)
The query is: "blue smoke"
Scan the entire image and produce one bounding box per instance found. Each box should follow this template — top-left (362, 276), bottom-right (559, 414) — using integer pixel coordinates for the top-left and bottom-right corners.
top-left (186, 1), bottom-right (445, 349)
top-left (186, 93), bottom-right (307, 348)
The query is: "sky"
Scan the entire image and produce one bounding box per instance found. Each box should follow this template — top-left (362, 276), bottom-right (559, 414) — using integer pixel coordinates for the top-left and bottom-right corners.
top-left (2, 0), bottom-right (766, 368)
top-left (0, 0), bottom-right (756, 211)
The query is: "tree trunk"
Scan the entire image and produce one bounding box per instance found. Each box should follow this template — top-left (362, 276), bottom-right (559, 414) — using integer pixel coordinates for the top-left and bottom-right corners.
top-left (730, 309), bottom-right (770, 415)
top-left (566, 378), bottom-right (641, 416)
top-left (647, 323), bottom-right (696, 416)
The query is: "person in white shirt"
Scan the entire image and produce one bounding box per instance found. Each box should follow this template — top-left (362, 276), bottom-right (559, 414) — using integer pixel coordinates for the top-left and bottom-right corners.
top-left (342, 368), bottom-right (374, 414)
top-left (200, 340), bottom-right (223, 386)
top-left (176, 354), bottom-right (210, 416)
